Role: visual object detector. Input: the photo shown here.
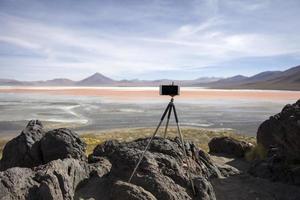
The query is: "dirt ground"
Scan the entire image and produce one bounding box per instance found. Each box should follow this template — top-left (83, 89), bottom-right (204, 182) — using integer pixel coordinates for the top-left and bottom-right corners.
top-left (210, 155), bottom-right (300, 200)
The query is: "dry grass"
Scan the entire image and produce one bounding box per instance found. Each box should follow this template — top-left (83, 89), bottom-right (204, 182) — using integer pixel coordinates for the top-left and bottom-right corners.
top-left (0, 139), bottom-right (8, 159)
top-left (0, 127), bottom-right (256, 158)
top-left (81, 127), bottom-right (256, 155)
top-left (245, 143), bottom-right (268, 161)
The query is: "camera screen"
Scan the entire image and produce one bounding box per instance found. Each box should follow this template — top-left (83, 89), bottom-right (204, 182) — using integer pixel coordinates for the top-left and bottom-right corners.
top-left (159, 85), bottom-right (180, 96)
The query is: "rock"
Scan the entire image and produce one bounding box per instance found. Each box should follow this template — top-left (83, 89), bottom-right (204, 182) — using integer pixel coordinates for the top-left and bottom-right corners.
top-left (0, 158), bottom-right (111, 200)
top-left (0, 134), bottom-right (225, 200)
top-left (1, 121), bottom-right (241, 200)
top-left (215, 164), bottom-right (240, 177)
top-left (0, 120), bottom-right (45, 171)
top-left (257, 99), bottom-right (300, 161)
top-left (208, 136), bottom-right (253, 157)
top-left (290, 166), bottom-right (300, 185)
top-left (248, 154), bottom-right (296, 184)
top-left (248, 147), bottom-right (300, 185)
top-left (35, 158), bottom-right (91, 199)
top-left (249, 100), bottom-right (300, 185)
top-left (111, 180), bottom-right (157, 200)
top-left (40, 128), bottom-right (87, 163)
top-left (0, 122), bottom-right (87, 171)
top-left (38, 174), bottom-right (65, 200)
top-left (193, 177), bottom-right (216, 200)
top-left (36, 158), bottom-right (111, 199)
top-left (87, 137), bottom-right (226, 200)
top-left (87, 156), bottom-right (112, 177)
top-left (0, 167), bottom-right (37, 199)
top-left (195, 149), bottom-right (224, 178)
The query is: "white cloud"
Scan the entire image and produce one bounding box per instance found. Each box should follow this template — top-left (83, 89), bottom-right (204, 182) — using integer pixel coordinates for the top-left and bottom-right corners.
top-left (0, 0), bottom-right (300, 80)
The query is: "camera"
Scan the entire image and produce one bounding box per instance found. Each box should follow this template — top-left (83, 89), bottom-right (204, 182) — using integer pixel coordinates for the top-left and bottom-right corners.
top-left (159, 83), bottom-right (180, 96)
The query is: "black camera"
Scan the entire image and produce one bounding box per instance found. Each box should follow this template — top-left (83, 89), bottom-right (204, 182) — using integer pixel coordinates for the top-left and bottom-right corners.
top-left (159, 84), bottom-right (180, 96)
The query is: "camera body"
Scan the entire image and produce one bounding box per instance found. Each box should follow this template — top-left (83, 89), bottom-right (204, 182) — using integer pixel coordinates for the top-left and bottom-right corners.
top-left (159, 84), bottom-right (180, 96)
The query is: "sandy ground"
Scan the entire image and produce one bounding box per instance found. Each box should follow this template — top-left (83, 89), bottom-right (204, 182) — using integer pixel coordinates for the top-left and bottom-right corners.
top-left (0, 87), bottom-right (299, 101)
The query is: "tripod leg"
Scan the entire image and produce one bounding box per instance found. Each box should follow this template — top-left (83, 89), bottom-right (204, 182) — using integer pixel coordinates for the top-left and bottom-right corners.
top-left (172, 104), bottom-right (196, 195)
top-left (163, 104), bottom-right (172, 139)
top-left (128, 103), bottom-right (171, 183)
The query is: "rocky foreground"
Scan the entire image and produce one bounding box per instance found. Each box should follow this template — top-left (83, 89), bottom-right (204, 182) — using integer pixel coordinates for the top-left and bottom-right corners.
top-left (0, 99), bottom-right (299, 200)
top-left (0, 120), bottom-right (240, 200)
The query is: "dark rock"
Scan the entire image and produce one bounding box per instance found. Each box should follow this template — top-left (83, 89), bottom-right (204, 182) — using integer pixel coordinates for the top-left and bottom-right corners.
top-left (87, 137), bottom-right (227, 200)
top-left (35, 158), bottom-right (90, 199)
top-left (0, 158), bottom-right (111, 200)
top-left (195, 149), bottom-right (224, 178)
top-left (110, 180), bottom-right (157, 200)
top-left (0, 121), bottom-right (88, 171)
top-left (208, 136), bottom-right (253, 157)
top-left (0, 135), bottom-right (226, 200)
top-left (0, 167), bottom-right (37, 199)
top-left (215, 164), bottom-right (240, 177)
top-left (35, 158), bottom-right (111, 199)
top-left (257, 99), bottom-right (300, 161)
top-left (38, 174), bottom-right (65, 200)
top-left (0, 120), bottom-right (45, 171)
top-left (290, 166), bottom-right (300, 185)
top-left (87, 157), bottom-right (112, 177)
top-left (40, 128), bottom-right (87, 163)
top-left (249, 100), bottom-right (300, 185)
top-left (248, 147), bottom-right (300, 185)
top-left (193, 177), bottom-right (216, 200)
top-left (248, 154), bottom-right (297, 184)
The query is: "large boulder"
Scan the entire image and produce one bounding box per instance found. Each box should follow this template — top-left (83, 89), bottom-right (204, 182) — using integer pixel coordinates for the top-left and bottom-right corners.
top-left (0, 120), bottom-right (45, 171)
top-left (249, 99), bottom-right (300, 185)
top-left (248, 149), bottom-right (300, 185)
top-left (257, 99), bottom-right (300, 161)
top-left (0, 158), bottom-right (111, 200)
top-left (208, 136), bottom-right (253, 157)
top-left (0, 121), bottom-right (87, 171)
top-left (84, 137), bottom-right (232, 200)
top-left (40, 128), bottom-right (87, 163)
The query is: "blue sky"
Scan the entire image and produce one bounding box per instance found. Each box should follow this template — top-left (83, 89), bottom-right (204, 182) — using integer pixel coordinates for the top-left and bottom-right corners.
top-left (0, 0), bottom-right (300, 81)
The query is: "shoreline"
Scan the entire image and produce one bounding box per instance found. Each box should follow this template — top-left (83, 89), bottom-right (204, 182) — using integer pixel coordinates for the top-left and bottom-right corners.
top-left (0, 86), bottom-right (299, 101)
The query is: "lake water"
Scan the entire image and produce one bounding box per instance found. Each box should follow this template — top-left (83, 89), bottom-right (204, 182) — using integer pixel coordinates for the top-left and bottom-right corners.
top-left (0, 86), bottom-right (297, 137)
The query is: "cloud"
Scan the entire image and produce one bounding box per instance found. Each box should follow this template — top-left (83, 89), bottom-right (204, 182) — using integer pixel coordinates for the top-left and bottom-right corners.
top-left (224, 0), bottom-right (270, 11)
top-left (0, 0), bottom-right (300, 80)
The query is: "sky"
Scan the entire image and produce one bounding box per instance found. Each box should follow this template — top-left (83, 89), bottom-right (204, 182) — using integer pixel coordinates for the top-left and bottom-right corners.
top-left (0, 0), bottom-right (300, 81)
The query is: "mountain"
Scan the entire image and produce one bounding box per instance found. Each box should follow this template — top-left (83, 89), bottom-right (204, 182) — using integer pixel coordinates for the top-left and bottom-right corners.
top-left (0, 65), bottom-right (299, 90)
top-left (204, 65), bottom-right (300, 90)
top-left (76, 72), bottom-right (115, 86)
top-left (32, 78), bottom-right (75, 86)
top-left (245, 71), bottom-right (281, 82)
top-left (0, 79), bottom-right (24, 86)
top-left (0, 78), bottom-right (75, 86)
top-left (204, 75), bottom-right (247, 88)
top-left (194, 77), bottom-right (222, 83)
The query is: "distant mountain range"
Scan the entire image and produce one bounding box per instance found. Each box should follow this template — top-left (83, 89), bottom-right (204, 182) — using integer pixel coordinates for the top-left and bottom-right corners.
top-left (0, 72), bottom-right (221, 87)
top-left (203, 65), bottom-right (300, 90)
top-left (0, 65), bottom-right (299, 91)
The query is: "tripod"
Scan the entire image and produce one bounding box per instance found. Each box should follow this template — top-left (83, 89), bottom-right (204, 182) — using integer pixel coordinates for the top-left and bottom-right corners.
top-left (128, 97), bottom-right (195, 195)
